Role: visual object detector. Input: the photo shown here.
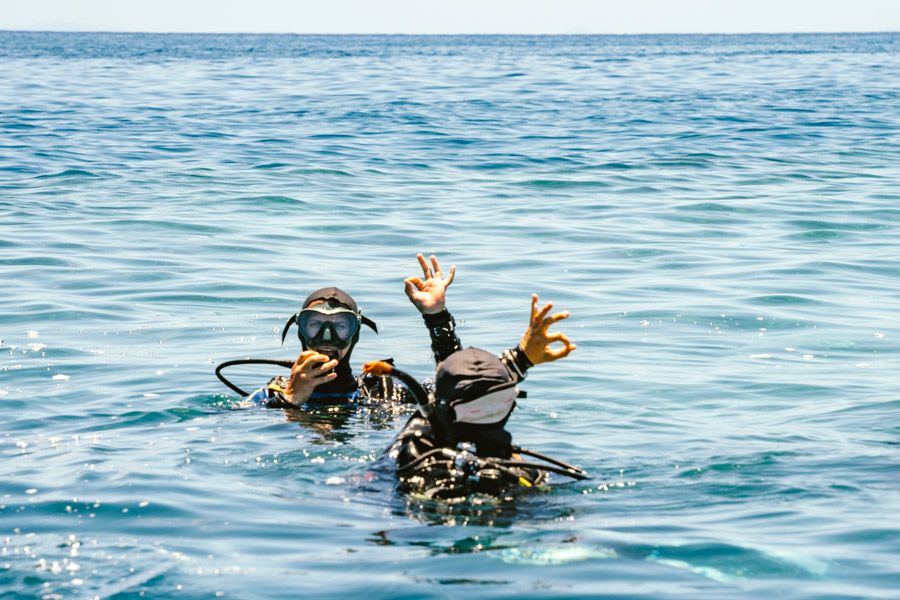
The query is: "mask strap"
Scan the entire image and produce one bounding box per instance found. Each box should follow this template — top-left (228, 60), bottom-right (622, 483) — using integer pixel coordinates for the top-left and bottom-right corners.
top-left (361, 314), bottom-right (378, 334)
top-left (280, 313), bottom-right (298, 344)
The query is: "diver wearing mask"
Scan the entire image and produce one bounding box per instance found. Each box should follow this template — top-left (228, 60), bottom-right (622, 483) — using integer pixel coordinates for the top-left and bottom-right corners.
top-left (244, 254), bottom-right (467, 408)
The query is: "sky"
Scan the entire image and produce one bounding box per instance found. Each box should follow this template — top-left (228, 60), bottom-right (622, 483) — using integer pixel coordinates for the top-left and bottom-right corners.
top-left (3, 0), bottom-right (900, 34)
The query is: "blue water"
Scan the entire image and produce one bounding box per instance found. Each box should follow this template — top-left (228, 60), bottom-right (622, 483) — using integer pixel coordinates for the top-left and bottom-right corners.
top-left (2, 31), bottom-right (899, 599)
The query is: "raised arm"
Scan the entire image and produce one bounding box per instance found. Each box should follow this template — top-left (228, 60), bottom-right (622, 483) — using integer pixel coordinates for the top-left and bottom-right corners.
top-left (500, 294), bottom-right (576, 382)
top-left (404, 253), bottom-right (461, 363)
top-left (404, 253), bottom-right (455, 314)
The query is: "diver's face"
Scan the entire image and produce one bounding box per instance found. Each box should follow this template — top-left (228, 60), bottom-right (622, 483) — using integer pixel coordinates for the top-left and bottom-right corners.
top-left (305, 300), bottom-right (352, 361)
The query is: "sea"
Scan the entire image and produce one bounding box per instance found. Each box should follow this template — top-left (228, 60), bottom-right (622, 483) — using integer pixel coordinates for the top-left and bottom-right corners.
top-left (1, 31), bottom-right (898, 599)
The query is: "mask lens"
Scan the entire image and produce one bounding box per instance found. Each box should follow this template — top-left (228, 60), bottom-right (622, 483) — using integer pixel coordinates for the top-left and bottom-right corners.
top-left (330, 313), bottom-right (355, 339)
top-left (300, 313), bottom-right (328, 339)
top-left (297, 308), bottom-right (360, 347)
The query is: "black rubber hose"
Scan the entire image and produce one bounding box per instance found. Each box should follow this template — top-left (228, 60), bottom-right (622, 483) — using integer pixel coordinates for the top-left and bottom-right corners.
top-left (215, 358), bottom-right (294, 397)
top-left (497, 460), bottom-right (589, 480)
top-left (379, 367), bottom-right (429, 408)
top-left (383, 365), bottom-right (453, 446)
top-left (512, 446), bottom-right (589, 479)
top-left (397, 448), bottom-right (587, 482)
top-left (396, 448), bottom-right (458, 473)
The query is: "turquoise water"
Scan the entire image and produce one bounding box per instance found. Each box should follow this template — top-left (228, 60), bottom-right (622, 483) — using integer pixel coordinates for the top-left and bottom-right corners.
top-left (2, 32), bottom-right (899, 598)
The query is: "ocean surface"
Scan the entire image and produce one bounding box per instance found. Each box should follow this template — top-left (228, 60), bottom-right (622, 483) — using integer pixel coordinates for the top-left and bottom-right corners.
top-left (1, 31), bottom-right (899, 599)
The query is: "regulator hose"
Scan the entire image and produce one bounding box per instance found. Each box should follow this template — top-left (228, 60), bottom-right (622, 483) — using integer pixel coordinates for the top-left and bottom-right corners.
top-left (215, 358), bottom-right (293, 397)
top-left (362, 360), bottom-right (453, 445)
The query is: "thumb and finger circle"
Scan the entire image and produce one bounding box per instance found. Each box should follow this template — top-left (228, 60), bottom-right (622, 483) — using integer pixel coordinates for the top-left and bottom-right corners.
top-left (404, 276), bottom-right (425, 293)
top-left (547, 331), bottom-right (573, 345)
top-left (547, 344), bottom-right (576, 360)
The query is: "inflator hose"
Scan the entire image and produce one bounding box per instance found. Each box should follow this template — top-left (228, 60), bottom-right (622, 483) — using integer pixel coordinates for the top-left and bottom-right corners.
top-left (215, 358), bottom-right (294, 397)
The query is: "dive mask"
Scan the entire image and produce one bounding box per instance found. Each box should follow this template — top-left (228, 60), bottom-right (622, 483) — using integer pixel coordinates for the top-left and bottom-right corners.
top-left (298, 305), bottom-right (360, 349)
top-left (281, 300), bottom-right (378, 348)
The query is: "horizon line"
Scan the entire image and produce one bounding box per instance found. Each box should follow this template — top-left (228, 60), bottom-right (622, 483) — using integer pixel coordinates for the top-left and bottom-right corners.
top-left (3, 29), bottom-right (898, 36)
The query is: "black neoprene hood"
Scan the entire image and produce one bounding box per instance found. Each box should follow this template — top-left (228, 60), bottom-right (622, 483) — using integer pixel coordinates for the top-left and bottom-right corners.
top-left (303, 287), bottom-right (358, 312)
top-left (435, 347), bottom-right (515, 403)
top-left (287, 286), bottom-right (372, 395)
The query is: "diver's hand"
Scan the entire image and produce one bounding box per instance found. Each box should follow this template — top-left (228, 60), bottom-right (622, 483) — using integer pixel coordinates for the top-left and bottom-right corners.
top-left (283, 350), bottom-right (338, 405)
top-left (520, 294), bottom-right (576, 365)
top-left (404, 253), bottom-right (456, 315)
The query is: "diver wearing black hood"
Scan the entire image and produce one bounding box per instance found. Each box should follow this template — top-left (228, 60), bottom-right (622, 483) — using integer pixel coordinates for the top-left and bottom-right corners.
top-left (282, 286), bottom-right (378, 399)
top-left (382, 293), bottom-right (581, 498)
top-left (245, 254), bottom-right (469, 408)
top-left (246, 285), bottom-right (407, 407)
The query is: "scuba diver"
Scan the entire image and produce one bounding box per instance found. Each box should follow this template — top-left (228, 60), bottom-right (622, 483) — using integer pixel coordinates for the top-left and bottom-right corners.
top-left (370, 294), bottom-right (588, 499)
top-left (217, 253), bottom-right (467, 408)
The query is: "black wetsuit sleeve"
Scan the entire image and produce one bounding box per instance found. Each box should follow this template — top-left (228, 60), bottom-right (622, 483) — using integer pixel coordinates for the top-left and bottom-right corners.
top-left (499, 344), bottom-right (533, 382)
top-left (423, 309), bottom-right (462, 363)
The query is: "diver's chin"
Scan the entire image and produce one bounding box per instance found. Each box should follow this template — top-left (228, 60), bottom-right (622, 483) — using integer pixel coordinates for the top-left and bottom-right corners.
top-left (314, 346), bottom-right (342, 361)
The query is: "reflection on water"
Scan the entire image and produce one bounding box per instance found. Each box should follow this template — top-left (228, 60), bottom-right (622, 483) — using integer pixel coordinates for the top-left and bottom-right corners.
top-left (283, 403), bottom-right (411, 445)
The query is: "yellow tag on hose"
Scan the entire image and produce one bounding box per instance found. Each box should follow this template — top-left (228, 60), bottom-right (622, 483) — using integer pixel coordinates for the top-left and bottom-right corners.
top-left (518, 476), bottom-right (533, 488)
